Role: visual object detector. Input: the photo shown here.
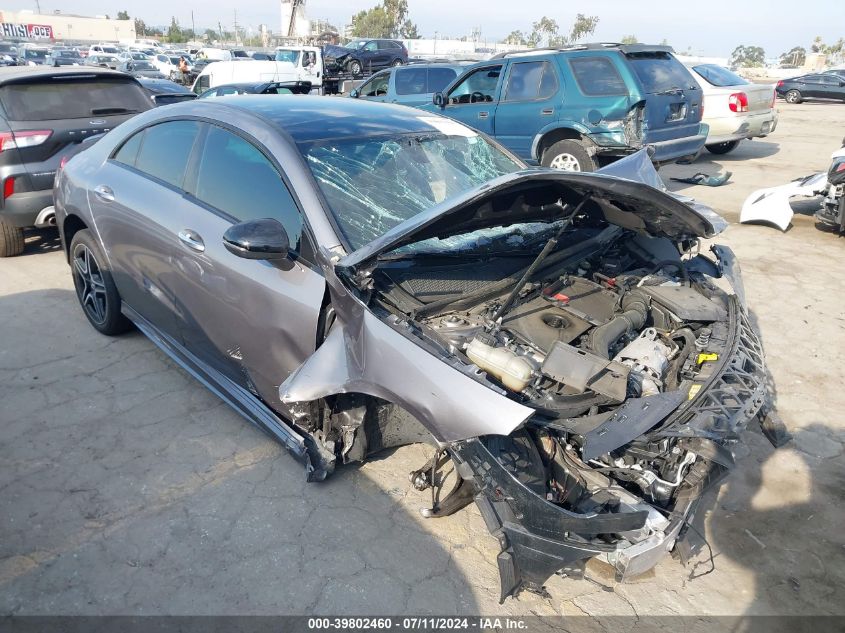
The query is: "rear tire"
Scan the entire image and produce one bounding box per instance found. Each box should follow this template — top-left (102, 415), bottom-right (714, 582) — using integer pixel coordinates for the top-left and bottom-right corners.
top-left (391, 58), bottom-right (403, 67)
top-left (705, 140), bottom-right (741, 155)
top-left (785, 89), bottom-right (802, 104)
top-left (541, 139), bottom-right (596, 172)
top-left (0, 220), bottom-right (25, 257)
top-left (70, 229), bottom-right (131, 335)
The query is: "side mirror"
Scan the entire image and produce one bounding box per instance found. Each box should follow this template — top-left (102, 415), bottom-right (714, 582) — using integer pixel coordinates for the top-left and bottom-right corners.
top-left (350, 88), bottom-right (359, 98)
top-left (223, 218), bottom-right (290, 261)
top-left (433, 92), bottom-right (445, 107)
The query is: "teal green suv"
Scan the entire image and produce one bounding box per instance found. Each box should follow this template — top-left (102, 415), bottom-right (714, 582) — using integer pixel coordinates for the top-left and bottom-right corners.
top-left (421, 44), bottom-right (708, 171)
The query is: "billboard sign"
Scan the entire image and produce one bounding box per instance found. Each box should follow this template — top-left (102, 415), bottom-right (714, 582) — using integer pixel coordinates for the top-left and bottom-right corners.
top-left (1, 23), bottom-right (55, 39)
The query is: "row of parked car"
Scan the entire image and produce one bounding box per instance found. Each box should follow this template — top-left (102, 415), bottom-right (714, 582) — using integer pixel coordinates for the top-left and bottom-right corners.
top-left (351, 44), bottom-right (778, 169)
top-left (0, 42), bottom-right (781, 257)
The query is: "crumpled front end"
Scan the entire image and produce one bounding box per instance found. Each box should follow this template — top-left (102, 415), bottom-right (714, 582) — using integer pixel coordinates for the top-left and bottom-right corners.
top-left (278, 158), bottom-right (780, 598)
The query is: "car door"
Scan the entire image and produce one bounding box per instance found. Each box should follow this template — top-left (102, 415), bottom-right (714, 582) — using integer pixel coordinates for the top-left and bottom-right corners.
top-left (374, 41), bottom-right (395, 68)
top-left (91, 120), bottom-right (203, 341)
top-left (168, 122), bottom-right (325, 407)
top-left (358, 41), bottom-right (380, 71)
top-left (392, 65), bottom-right (428, 105)
top-left (820, 75), bottom-right (845, 100)
top-left (493, 60), bottom-right (561, 158)
top-left (434, 64), bottom-right (503, 135)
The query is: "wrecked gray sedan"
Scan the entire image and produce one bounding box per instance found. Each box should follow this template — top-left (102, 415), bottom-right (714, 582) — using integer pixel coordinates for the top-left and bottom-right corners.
top-left (55, 97), bottom-right (776, 599)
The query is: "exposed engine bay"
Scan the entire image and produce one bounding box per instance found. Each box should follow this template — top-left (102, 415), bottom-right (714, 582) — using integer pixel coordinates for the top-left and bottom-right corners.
top-left (280, 155), bottom-right (781, 599)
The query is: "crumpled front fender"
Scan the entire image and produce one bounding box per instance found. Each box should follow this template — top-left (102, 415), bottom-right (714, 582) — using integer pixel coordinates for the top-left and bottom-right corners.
top-left (279, 249), bottom-right (535, 443)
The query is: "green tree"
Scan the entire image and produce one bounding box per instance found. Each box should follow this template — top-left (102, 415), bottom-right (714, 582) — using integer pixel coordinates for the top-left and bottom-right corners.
top-left (503, 30), bottom-right (527, 46)
top-left (400, 20), bottom-right (420, 39)
top-left (117, 10), bottom-right (130, 20)
top-left (167, 16), bottom-right (184, 43)
top-left (134, 18), bottom-right (146, 36)
top-left (351, 6), bottom-right (391, 38)
top-left (779, 46), bottom-right (806, 67)
top-left (203, 28), bottom-right (218, 41)
top-left (729, 45), bottom-right (765, 69)
top-left (621, 34), bottom-right (638, 44)
top-left (351, 0), bottom-right (419, 39)
top-left (526, 13), bottom-right (599, 48)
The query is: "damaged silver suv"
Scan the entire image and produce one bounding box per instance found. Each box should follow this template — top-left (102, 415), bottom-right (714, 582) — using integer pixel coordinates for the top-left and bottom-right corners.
top-left (55, 97), bottom-right (779, 599)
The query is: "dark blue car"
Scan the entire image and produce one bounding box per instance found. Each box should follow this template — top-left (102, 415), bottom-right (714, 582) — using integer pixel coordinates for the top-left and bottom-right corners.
top-left (420, 44), bottom-right (708, 171)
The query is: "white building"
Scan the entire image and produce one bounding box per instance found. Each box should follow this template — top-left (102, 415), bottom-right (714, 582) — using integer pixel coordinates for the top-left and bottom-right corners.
top-left (0, 10), bottom-right (135, 42)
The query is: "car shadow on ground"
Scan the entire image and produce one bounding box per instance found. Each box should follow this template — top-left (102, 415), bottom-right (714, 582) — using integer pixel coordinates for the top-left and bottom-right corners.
top-left (1, 287), bottom-right (843, 626)
top-left (21, 227), bottom-right (62, 257)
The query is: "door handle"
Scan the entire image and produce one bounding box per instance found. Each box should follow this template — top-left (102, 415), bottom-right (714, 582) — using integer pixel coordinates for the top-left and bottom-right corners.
top-left (541, 108), bottom-right (554, 115)
top-left (478, 111), bottom-right (489, 119)
top-left (178, 229), bottom-right (205, 252)
top-left (93, 185), bottom-right (114, 202)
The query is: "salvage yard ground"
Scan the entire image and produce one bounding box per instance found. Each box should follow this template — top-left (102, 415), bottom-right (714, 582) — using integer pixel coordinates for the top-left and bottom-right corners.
top-left (1, 102), bottom-right (843, 623)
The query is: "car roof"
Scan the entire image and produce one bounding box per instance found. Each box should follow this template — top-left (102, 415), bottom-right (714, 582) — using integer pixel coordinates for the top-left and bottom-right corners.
top-left (136, 77), bottom-right (194, 94)
top-left (0, 66), bottom-right (131, 85)
top-left (168, 95), bottom-right (445, 143)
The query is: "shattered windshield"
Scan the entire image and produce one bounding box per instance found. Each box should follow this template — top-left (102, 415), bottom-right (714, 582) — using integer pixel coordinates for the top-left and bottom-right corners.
top-left (302, 132), bottom-right (522, 251)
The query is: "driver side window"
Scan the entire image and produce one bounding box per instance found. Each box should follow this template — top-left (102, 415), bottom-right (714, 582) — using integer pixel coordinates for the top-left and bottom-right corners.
top-left (448, 65), bottom-right (502, 105)
top-left (360, 73), bottom-right (389, 97)
top-left (364, 41), bottom-right (378, 52)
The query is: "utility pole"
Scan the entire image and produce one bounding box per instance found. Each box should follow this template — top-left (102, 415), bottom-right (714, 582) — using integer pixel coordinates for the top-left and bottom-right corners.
top-left (35, 0), bottom-right (41, 13)
top-left (191, 11), bottom-right (195, 39)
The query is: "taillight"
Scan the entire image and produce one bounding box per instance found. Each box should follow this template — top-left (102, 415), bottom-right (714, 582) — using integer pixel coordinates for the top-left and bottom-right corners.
top-left (776, 80), bottom-right (784, 87)
top-left (0, 130), bottom-right (53, 152)
top-left (59, 155), bottom-right (69, 170)
top-left (3, 176), bottom-right (14, 200)
top-left (728, 92), bottom-right (748, 113)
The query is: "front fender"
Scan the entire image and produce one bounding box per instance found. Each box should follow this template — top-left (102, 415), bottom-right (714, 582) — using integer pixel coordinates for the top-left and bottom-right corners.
top-left (279, 249), bottom-right (535, 443)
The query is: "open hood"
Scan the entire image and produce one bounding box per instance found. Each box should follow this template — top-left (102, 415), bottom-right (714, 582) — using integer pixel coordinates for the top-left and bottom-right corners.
top-left (338, 158), bottom-right (726, 272)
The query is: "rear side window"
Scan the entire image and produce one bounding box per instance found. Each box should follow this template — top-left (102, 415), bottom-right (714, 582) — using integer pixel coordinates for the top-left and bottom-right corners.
top-left (0, 78), bottom-right (151, 121)
top-left (504, 61), bottom-right (557, 101)
top-left (132, 120), bottom-right (201, 188)
top-left (427, 67), bottom-right (458, 92)
top-left (193, 125), bottom-right (303, 248)
top-left (691, 64), bottom-right (748, 87)
top-left (627, 52), bottom-right (697, 93)
top-left (395, 67), bottom-right (427, 95)
top-left (570, 57), bottom-right (627, 96)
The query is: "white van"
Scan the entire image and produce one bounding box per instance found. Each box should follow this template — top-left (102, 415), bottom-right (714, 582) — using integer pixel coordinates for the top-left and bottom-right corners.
top-left (191, 60), bottom-right (299, 94)
top-left (196, 48), bottom-right (233, 62)
top-left (273, 46), bottom-right (323, 90)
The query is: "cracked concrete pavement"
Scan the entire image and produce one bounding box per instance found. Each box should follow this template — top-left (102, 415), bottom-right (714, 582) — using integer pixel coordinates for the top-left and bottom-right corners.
top-left (1, 102), bottom-right (844, 620)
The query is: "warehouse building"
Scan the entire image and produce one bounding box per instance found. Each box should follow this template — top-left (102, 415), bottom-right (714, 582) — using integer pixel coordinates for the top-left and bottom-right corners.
top-left (0, 9), bottom-right (135, 43)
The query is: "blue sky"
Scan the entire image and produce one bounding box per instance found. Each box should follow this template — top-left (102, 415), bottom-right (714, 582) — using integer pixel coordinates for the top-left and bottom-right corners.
top-left (46, 0), bottom-right (844, 57)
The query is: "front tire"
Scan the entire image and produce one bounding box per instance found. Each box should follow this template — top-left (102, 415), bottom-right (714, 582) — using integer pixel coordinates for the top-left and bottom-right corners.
top-left (70, 229), bottom-right (131, 335)
top-left (541, 139), bottom-right (596, 172)
top-left (705, 140), bottom-right (741, 155)
top-left (348, 59), bottom-right (362, 75)
top-left (785, 89), bottom-right (802, 104)
top-left (0, 220), bottom-right (25, 257)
